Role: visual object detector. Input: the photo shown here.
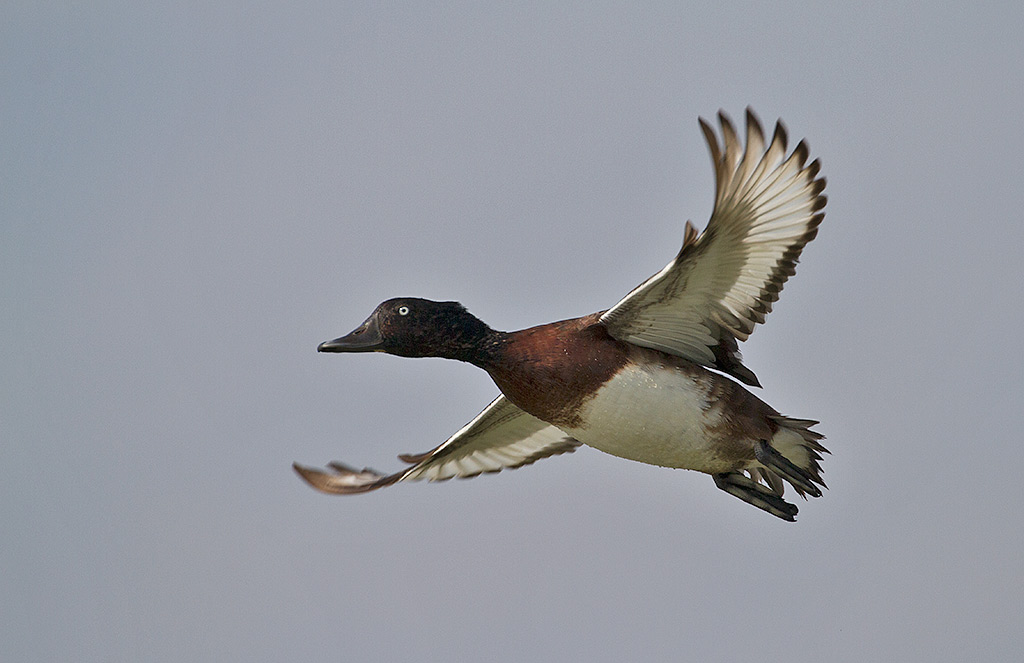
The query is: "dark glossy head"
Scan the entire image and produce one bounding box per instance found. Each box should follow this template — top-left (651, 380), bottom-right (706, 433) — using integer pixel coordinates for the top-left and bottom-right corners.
top-left (318, 298), bottom-right (500, 363)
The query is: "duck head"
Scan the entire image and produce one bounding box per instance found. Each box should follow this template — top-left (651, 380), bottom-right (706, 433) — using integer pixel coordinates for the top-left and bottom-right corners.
top-left (318, 297), bottom-right (500, 364)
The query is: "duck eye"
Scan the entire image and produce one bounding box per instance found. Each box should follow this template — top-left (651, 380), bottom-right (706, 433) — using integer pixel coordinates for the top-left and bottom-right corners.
top-left (397, 306), bottom-right (410, 316)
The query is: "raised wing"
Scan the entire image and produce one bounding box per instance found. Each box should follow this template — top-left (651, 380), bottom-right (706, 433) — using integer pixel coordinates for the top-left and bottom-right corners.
top-left (293, 395), bottom-right (580, 494)
top-left (599, 108), bottom-right (826, 386)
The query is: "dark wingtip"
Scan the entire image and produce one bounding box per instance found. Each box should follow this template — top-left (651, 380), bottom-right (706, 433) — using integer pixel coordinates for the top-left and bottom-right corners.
top-left (744, 107), bottom-right (763, 134)
top-left (292, 462), bottom-right (320, 485)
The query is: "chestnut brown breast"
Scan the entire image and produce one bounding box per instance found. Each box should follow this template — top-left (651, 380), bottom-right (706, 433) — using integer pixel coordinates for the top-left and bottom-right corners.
top-left (486, 312), bottom-right (630, 428)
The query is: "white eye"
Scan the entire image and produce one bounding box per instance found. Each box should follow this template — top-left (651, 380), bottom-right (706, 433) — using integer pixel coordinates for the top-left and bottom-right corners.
top-left (397, 306), bottom-right (410, 316)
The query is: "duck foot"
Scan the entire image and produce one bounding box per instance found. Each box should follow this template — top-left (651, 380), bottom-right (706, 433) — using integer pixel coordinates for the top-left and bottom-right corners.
top-left (713, 471), bottom-right (799, 522)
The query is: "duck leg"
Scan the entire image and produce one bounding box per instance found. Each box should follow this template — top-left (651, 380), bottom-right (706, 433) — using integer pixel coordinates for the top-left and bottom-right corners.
top-left (713, 471), bottom-right (799, 521)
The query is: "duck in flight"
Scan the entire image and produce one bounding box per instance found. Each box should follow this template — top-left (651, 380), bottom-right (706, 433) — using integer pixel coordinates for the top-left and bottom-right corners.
top-left (295, 108), bottom-right (828, 521)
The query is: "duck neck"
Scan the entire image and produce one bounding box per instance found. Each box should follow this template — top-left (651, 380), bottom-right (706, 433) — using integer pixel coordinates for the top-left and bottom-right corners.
top-left (463, 328), bottom-right (509, 369)
top-left (441, 324), bottom-right (508, 369)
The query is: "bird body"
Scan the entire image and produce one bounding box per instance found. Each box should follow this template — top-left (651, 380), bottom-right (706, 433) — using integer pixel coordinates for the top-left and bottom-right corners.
top-left (296, 109), bottom-right (829, 521)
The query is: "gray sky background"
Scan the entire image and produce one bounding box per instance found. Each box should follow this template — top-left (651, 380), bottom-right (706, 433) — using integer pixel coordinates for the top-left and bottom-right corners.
top-left (4, 2), bottom-right (1023, 661)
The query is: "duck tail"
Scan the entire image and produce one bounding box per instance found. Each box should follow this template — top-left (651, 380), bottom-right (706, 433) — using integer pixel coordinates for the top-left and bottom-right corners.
top-left (755, 416), bottom-right (829, 498)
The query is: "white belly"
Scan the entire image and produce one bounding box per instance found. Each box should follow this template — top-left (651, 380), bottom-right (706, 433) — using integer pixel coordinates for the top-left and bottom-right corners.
top-left (560, 363), bottom-right (748, 473)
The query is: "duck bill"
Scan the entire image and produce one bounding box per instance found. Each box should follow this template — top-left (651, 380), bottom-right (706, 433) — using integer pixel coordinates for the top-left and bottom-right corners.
top-left (318, 313), bottom-right (384, 352)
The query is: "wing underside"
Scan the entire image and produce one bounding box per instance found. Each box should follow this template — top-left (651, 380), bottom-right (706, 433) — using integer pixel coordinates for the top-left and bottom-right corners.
top-left (293, 396), bottom-right (580, 494)
top-left (599, 108), bottom-right (826, 386)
